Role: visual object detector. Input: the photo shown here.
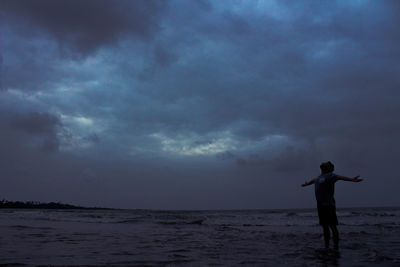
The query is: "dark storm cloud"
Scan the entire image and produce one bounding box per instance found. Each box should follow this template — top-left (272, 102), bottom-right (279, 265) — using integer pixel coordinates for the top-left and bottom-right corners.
top-left (0, 53), bottom-right (3, 90)
top-left (0, 0), bottom-right (166, 55)
top-left (216, 151), bottom-right (236, 161)
top-left (1, 1), bottom-right (400, 208)
top-left (89, 0), bottom-right (400, 168)
top-left (233, 146), bottom-right (321, 173)
top-left (0, 0), bottom-right (168, 92)
top-left (83, 133), bottom-right (100, 144)
top-left (9, 111), bottom-right (60, 135)
top-left (4, 111), bottom-right (61, 152)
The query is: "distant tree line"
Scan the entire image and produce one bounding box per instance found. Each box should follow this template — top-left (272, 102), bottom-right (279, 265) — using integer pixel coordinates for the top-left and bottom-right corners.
top-left (0, 199), bottom-right (107, 209)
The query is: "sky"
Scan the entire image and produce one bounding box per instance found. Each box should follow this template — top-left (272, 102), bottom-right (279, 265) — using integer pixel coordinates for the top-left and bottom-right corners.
top-left (0, 0), bottom-right (399, 209)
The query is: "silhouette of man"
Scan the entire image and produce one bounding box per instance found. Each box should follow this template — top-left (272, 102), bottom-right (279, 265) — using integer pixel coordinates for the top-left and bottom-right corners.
top-left (302, 161), bottom-right (363, 250)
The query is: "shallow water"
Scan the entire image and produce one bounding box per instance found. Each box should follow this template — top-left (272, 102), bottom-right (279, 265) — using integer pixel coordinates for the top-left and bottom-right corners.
top-left (1, 207), bottom-right (399, 266)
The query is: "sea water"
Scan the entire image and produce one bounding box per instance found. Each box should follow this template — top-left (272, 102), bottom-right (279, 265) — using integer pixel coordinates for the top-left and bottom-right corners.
top-left (1, 207), bottom-right (399, 266)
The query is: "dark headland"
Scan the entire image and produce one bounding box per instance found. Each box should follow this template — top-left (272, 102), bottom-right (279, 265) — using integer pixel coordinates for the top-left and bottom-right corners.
top-left (0, 199), bottom-right (110, 210)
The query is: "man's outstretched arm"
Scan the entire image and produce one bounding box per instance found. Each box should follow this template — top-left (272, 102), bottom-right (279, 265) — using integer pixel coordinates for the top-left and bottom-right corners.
top-left (301, 179), bottom-right (315, 187)
top-left (336, 175), bottom-right (363, 182)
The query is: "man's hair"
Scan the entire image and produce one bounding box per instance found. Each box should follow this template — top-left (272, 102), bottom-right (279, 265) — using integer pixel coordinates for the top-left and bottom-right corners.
top-left (320, 161), bottom-right (335, 173)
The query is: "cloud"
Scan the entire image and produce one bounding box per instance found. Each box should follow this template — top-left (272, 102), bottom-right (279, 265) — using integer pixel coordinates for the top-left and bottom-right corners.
top-left (0, 0), bottom-right (167, 56)
top-left (6, 111), bottom-right (61, 152)
top-left (83, 133), bottom-right (100, 144)
top-left (8, 111), bottom-right (60, 134)
top-left (0, 53), bottom-right (3, 90)
top-left (0, 1), bottom-right (399, 208)
top-left (0, 0), bottom-right (168, 92)
top-left (216, 151), bottom-right (236, 160)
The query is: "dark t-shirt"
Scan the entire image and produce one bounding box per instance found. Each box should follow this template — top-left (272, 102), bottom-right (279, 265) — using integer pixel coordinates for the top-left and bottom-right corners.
top-left (314, 172), bottom-right (338, 206)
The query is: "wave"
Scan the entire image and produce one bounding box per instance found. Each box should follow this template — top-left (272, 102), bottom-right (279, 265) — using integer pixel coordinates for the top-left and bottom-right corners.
top-left (9, 225), bottom-right (54, 230)
top-left (340, 222), bottom-right (400, 227)
top-left (156, 219), bottom-right (205, 225)
top-left (0, 263), bottom-right (28, 266)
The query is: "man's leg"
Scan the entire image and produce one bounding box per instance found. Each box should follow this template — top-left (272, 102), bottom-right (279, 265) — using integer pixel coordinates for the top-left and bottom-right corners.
top-left (322, 225), bottom-right (330, 248)
top-left (330, 225), bottom-right (339, 249)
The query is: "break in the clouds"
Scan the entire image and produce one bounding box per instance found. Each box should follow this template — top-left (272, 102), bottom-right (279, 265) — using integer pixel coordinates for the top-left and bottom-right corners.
top-left (0, 1), bottom-right (399, 209)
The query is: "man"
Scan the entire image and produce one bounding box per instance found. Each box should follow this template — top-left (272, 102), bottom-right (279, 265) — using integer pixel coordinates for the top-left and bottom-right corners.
top-left (302, 161), bottom-right (363, 250)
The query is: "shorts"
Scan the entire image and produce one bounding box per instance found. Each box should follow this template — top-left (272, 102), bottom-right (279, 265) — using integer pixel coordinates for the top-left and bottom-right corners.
top-left (317, 204), bottom-right (338, 226)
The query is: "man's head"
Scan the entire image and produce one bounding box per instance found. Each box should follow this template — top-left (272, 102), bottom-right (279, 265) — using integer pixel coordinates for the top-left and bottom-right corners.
top-left (320, 161), bottom-right (334, 174)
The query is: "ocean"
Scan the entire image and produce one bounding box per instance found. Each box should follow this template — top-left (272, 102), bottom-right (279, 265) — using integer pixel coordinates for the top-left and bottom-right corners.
top-left (1, 207), bottom-right (399, 266)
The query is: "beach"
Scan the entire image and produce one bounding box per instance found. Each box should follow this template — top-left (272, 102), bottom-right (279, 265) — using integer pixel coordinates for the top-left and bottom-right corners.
top-left (1, 207), bottom-right (399, 266)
